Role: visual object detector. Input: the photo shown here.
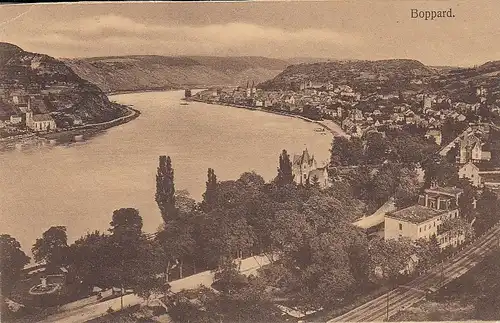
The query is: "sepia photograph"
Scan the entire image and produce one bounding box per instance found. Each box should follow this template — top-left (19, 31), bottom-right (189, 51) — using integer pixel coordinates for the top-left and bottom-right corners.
top-left (1, 1), bottom-right (500, 322)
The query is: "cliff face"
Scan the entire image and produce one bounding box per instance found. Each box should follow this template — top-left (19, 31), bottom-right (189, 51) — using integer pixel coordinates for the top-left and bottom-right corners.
top-left (0, 42), bottom-right (127, 123)
top-left (62, 56), bottom-right (289, 93)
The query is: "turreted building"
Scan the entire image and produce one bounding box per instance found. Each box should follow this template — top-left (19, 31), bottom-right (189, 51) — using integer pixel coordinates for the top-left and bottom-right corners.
top-left (291, 148), bottom-right (330, 188)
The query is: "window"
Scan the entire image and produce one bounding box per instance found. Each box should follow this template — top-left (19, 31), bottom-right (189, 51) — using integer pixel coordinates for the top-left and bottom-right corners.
top-left (419, 227), bottom-right (422, 233)
top-left (434, 222), bottom-right (436, 227)
top-left (399, 223), bottom-right (403, 230)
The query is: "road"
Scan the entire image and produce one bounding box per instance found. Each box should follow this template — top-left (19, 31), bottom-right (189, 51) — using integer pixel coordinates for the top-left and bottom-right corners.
top-left (38, 255), bottom-right (270, 323)
top-left (328, 224), bottom-right (500, 322)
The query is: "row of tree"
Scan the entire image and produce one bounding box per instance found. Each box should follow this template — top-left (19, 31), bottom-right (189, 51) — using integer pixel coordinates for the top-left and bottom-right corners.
top-left (151, 153), bottom-right (446, 314)
top-left (330, 127), bottom-right (439, 167)
top-left (4, 145), bottom-right (499, 320)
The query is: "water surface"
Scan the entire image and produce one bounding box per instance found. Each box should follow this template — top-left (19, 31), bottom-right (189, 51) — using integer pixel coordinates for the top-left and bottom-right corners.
top-left (0, 90), bottom-right (333, 252)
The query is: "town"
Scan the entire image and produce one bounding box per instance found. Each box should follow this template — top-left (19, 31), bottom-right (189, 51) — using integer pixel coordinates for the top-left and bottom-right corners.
top-left (2, 2), bottom-right (500, 322)
top-left (0, 42), bottom-right (133, 147)
top-left (4, 82), bottom-right (500, 322)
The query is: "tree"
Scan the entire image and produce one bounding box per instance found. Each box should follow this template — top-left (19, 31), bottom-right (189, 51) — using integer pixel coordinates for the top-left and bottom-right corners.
top-left (422, 156), bottom-right (458, 188)
top-left (268, 200), bottom-right (368, 311)
top-left (68, 231), bottom-right (112, 291)
top-left (0, 234), bottom-right (30, 295)
top-left (370, 163), bottom-right (399, 208)
top-left (200, 208), bottom-right (255, 267)
top-left (473, 250), bottom-right (500, 320)
top-left (169, 288), bottom-right (213, 323)
top-left (475, 188), bottom-right (500, 235)
top-left (109, 208), bottom-right (143, 238)
top-left (213, 259), bottom-right (248, 295)
top-left (156, 155), bottom-right (176, 223)
top-left (368, 237), bottom-right (416, 284)
top-left (276, 149), bottom-right (294, 186)
top-left (107, 209), bottom-right (162, 300)
top-left (388, 130), bottom-right (438, 165)
top-left (175, 190), bottom-right (196, 214)
top-left (32, 226), bottom-right (69, 266)
top-left (330, 136), bottom-right (363, 166)
top-left (238, 171), bottom-right (265, 188)
top-left (364, 132), bottom-right (389, 165)
top-left (157, 216), bottom-right (196, 280)
top-left (201, 168), bottom-right (218, 212)
top-left (457, 179), bottom-right (477, 222)
top-left (414, 236), bottom-right (440, 274)
top-left (441, 119), bottom-right (468, 145)
top-left (394, 167), bottom-right (421, 208)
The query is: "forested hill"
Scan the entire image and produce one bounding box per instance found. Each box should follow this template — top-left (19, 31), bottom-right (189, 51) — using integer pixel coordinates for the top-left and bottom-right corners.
top-left (259, 59), bottom-right (436, 92)
top-left (259, 58), bottom-right (500, 102)
top-left (62, 55), bottom-right (290, 93)
top-left (0, 42), bottom-right (127, 123)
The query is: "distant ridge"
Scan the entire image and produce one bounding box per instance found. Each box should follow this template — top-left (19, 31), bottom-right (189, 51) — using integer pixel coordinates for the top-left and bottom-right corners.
top-left (62, 55), bottom-right (290, 93)
top-left (259, 58), bottom-right (435, 91)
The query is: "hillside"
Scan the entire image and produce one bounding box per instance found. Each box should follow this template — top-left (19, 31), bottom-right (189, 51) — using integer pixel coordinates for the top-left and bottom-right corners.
top-left (62, 55), bottom-right (288, 93)
top-left (259, 58), bottom-right (500, 103)
top-left (0, 42), bottom-right (127, 124)
top-left (259, 59), bottom-right (436, 93)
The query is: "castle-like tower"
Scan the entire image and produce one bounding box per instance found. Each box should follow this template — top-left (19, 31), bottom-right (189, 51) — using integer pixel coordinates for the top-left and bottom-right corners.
top-left (292, 148), bottom-right (318, 185)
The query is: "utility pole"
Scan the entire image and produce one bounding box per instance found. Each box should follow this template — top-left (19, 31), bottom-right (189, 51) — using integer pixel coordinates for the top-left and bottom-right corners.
top-left (121, 258), bottom-right (124, 310)
top-left (440, 254), bottom-right (444, 284)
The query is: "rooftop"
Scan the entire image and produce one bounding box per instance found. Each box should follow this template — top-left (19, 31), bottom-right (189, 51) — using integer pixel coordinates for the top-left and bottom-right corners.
top-left (32, 114), bottom-right (54, 122)
top-left (481, 173), bottom-right (500, 184)
top-left (387, 204), bottom-right (446, 224)
top-left (424, 186), bottom-right (463, 197)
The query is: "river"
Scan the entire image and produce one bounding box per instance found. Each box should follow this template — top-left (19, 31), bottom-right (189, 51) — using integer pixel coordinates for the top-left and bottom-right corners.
top-left (0, 90), bottom-right (333, 253)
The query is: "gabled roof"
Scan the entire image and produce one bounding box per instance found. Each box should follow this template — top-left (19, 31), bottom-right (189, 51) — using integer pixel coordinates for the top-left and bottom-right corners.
top-left (293, 148), bottom-right (315, 166)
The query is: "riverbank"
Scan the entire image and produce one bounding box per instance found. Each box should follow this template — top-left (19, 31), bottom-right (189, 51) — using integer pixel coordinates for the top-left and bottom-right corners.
top-left (187, 97), bottom-right (348, 138)
top-left (0, 105), bottom-right (140, 150)
top-left (107, 85), bottom-right (214, 96)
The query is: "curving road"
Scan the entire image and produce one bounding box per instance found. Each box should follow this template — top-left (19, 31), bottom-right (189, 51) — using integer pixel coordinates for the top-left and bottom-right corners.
top-left (38, 255), bottom-right (270, 323)
top-left (328, 224), bottom-right (500, 322)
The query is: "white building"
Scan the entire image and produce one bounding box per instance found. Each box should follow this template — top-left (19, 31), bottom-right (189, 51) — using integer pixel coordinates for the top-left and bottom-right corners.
top-left (291, 148), bottom-right (330, 188)
top-left (385, 186), bottom-right (465, 249)
top-left (26, 112), bottom-right (56, 132)
top-left (458, 161), bottom-right (481, 187)
top-left (425, 129), bottom-right (442, 146)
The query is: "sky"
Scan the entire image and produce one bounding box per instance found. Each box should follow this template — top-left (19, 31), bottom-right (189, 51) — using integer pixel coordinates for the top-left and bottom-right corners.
top-left (0, 1), bottom-right (499, 66)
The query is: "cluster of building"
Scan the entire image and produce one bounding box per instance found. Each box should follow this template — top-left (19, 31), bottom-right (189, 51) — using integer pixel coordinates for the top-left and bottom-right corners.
top-left (339, 88), bottom-right (494, 138)
top-left (192, 81), bottom-right (361, 117)
top-left (0, 95), bottom-right (59, 132)
top-left (193, 82), bottom-right (497, 142)
top-left (437, 124), bottom-right (500, 189)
